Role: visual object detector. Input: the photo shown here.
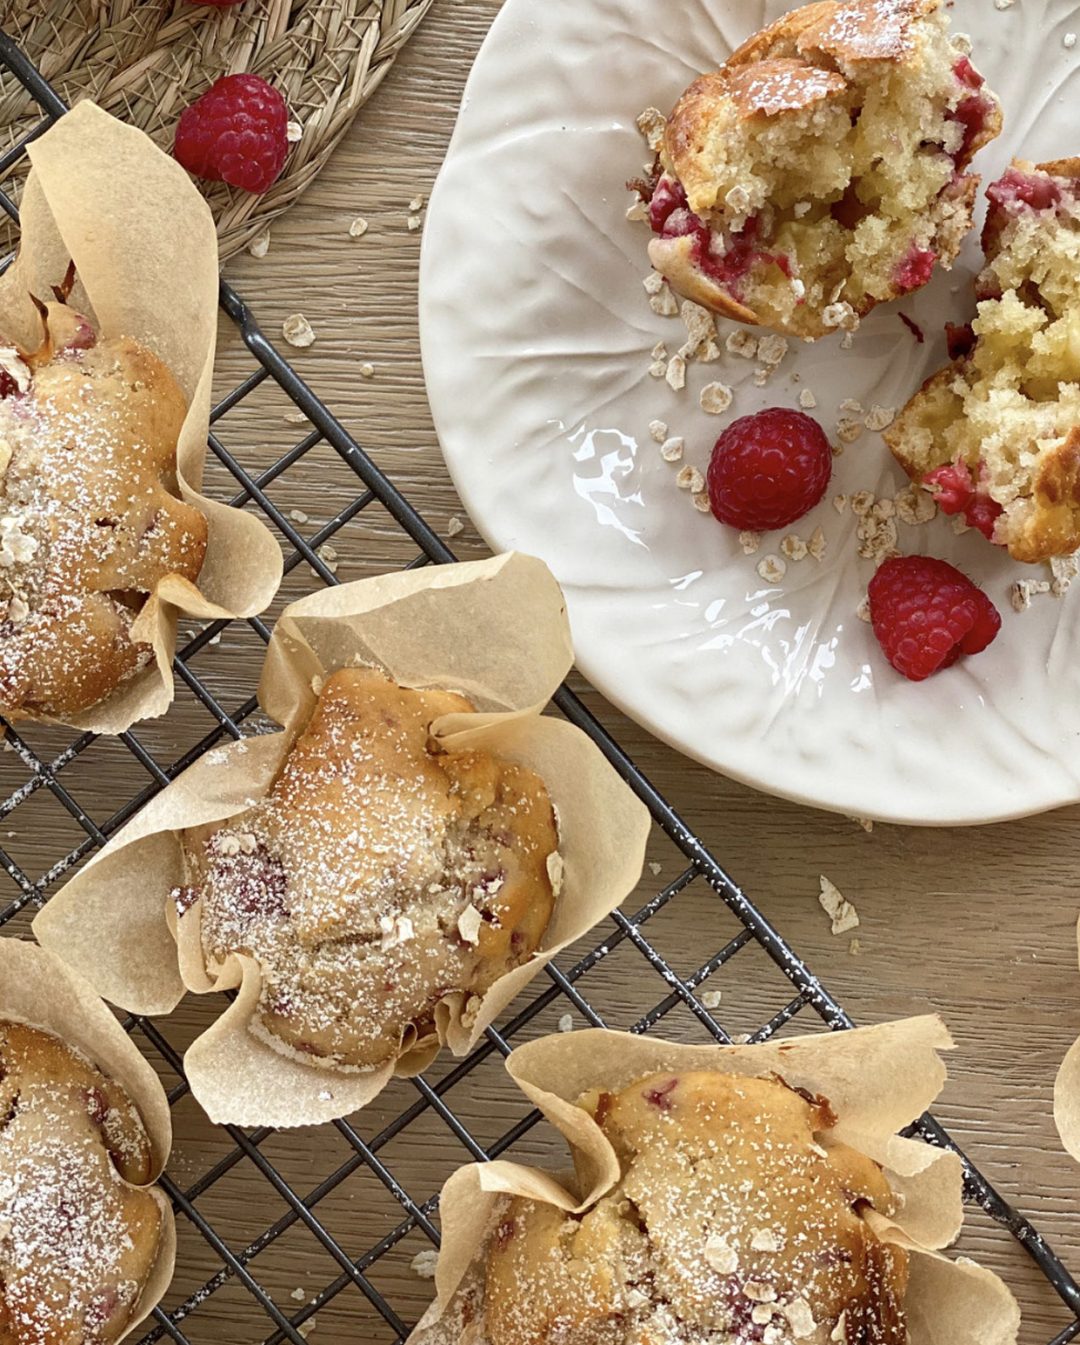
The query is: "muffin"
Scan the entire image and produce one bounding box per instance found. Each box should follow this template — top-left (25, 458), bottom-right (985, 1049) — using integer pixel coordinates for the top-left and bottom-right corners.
top-left (0, 284), bottom-right (208, 718)
top-left (642, 0), bottom-right (1001, 339)
top-left (182, 667), bottom-right (559, 1070)
top-left (885, 160), bottom-right (1080, 562)
top-left (0, 1019), bottom-right (164, 1345)
top-left (483, 1070), bottom-right (906, 1343)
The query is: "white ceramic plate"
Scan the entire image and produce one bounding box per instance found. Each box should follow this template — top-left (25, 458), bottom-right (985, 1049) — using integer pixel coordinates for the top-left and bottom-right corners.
top-left (419, 0), bottom-right (1080, 825)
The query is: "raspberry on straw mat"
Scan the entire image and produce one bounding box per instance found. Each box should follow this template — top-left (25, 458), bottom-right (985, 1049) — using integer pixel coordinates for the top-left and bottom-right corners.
top-left (707, 407), bottom-right (831, 532)
top-left (867, 555), bottom-right (1001, 682)
top-left (174, 74), bottom-right (289, 195)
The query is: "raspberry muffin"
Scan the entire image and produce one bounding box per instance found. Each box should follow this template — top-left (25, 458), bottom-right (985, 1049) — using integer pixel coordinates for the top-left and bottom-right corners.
top-left (483, 1070), bottom-right (907, 1344)
top-left (886, 160), bottom-right (1080, 562)
top-left (0, 281), bottom-right (208, 719)
top-left (183, 668), bottom-right (559, 1070)
top-left (0, 1020), bottom-right (164, 1344)
top-left (642, 0), bottom-right (1001, 339)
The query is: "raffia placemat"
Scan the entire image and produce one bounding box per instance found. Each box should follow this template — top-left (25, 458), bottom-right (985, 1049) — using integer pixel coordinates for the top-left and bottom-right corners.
top-left (0, 0), bottom-right (435, 259)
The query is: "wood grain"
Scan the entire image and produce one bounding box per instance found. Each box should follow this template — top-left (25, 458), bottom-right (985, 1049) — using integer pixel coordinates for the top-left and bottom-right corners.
top-left (3, 0), bottom-right (1080, 1341)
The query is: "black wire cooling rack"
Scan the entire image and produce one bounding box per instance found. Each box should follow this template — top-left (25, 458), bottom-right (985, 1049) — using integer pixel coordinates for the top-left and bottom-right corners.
top-left (0, 28), bottom-right (1079, 1345)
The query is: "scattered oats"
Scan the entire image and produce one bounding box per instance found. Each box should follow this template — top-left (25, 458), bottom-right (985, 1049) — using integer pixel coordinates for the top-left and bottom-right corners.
top-left (289, 508), bottom-right (309, 523)
top-left (315, 543), bottom-right (338, 573)
top-left (411, 1250), bottom-right (439, 1280)
top-left (679, 300), bottom-right (718, 359)
top-left (724, 184), bottom-right (752, 217)
top-left (649, 360), bottom-right (667, 378)
top-left (359, 362), bottom-right (375, 378)
top-left (704, 1235), bottom-right (739, 1275)
top-left (757, 554), bottom-right (786, 584)
top-left (757, 334), bottom-right (788, 366)
top-left (457, 905), bottom-right (483, 945)
top-left (819, 875), bottom-right (859, 935)
top-left (407, 214), bottom-right (423, 231)
top-left (208, 632), bottom-right (221, 646)
top-left (648, 861), bottom-right (662, 875)
top-left (780, 533), bottom-right (807, 561)
top-left (865, 404), bottom-right (895, 432)
top-left (247, 228), bottom-right (271, 258)
top-left (807, 526), bottom-right (827, 561)
top-left (643, 272), bottom-right (665, 295)
top-left (839, 398), bottom-right (863, 415)
top-left (348, 216), bottom-right (370, 238)
top-left (894, 485), bottom-right (937, 525)
top-left (798, 388), bottom-right (817, 409)
top-left (626, 199), bottom-right (648, 222)
top-left (951, 513), bottom-right (971, 535)
top-left (652, 341), bottom-right (668, 359)
top-left (751, 1228), bottom-right (781, 1252)
top-left (822, 301), bottom-right (857, 331)
top-left (739, 530), bottom-right (762, 555)
top-left (783, 1298), bottom-right (816, 1339)
top-left (873, 497), bottom-right (895, 519)
top-left (547, 851), bottom-right (565, 898)
top-left (850, 490), bottom-right (875, 517)
top-left (660, 435), bottom-right (685, 462)
top-left (283, 313), bottom-right (315, 348)
top-left (626, 1288), bottom-right (650, 1310)
top-left (216, 834), bottom-right (242, 857)
top-left (726, 329), bottom-right (758, 359)
top-left (692, 491), bottom-right (712, 513)
top-left (743, 1281), bottom-right (777, 1303)
top-left (833, 494), bottom-right (848, 514)
top-left (856, 595), bottom-right (871, 622)
top-left (409, 194), bottom-right (426, 212)
top-left (994, 0), bottom-right (1014, 7)
top-left (284, 409), bottom-right (309, 425)
top-left (752, 1304), bottom-right (777, 1326)
top-left (840, 331), bottom-right (855, 349)
top-left (446, 515), bottom-right (465, 538)
top-left (836, 417), bottom-right (863, 444)
top-left (636, 106), bottom-right (667, 152)
top-left (850, 816), bottom-right (873, 833)
top-left (290, 1288), bottom-right (306, 1302)
top-left (649, 418), bottom-right (669, 443)
top-left (557, 1013), bottom-right (574, 1033)
top-left (1011, 581), bottom-right (1032, 612)
top-left (6, 595), bottom-right (27, 626)
top-left (849, 938), bottom-right (861, 957)
top-left (952, 30), bottom-right (973, 51)
top-left (857, 510), bottom-right (898, 564)
top-left (650, 284), bottom-right (680, 316)
top-left (700, 381), bottom-right (733, 414)
top-left (700, 989), bottom-right (722, 1009)
top-left (298, 1317), bottom-right (317, 1340)
top-left (1049, 553), bottom-right (1080, 594)
top-left (793, 201), bottom-right (811, 218)
top-left (753, 367), bottom-right (769, 387)
top-left (286, 120), bottom-right (303, 142)
top-left (1066, 30), bottom-right (1077, 47)
top-left (676, 464), bottom-right (704, 492)
top-left (831, 1311), bottom-right (849, 1342)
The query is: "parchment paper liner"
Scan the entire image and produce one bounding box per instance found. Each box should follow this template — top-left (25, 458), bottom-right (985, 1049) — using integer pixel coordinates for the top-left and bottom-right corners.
top-left (0, 938), bottom-right (176, 1341)
top-left (34, 553), bottom-right (652, 1127)
top-left (1053, 916), bottom-right (1080, 1162)
top-left (409, 1017), bottom-right (1020, 1345)
top-left (0, 100), bottom-right (282, 733)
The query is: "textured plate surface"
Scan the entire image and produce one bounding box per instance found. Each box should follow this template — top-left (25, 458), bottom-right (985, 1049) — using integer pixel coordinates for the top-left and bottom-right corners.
top-left (419, 0), bottom-right (1080, 825)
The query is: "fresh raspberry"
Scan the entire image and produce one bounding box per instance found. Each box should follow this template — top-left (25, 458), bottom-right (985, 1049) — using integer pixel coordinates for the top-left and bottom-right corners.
top-left (707, 408), bottom-right (832, 532)
top-left (894, 245), bottom-right (937, 293)
top-left (174, 74), bottom-right (289, 195)
top-left (867, 555), bottom-right (1001, 682)
top-left (922, 461), bottom-right (1003, 540)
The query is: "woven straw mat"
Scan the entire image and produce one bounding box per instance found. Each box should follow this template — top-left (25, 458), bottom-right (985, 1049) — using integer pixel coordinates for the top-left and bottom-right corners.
top-left (0, 0), bottom-right (435, 260)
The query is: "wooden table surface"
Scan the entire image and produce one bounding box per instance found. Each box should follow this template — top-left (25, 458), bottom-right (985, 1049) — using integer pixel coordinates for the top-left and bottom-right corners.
top-left (4, 2), bottom-right (1080, 1342)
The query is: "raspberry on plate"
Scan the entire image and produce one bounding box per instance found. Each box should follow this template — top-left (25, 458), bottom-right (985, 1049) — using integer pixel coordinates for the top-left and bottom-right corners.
top-left (867, 555), bottom-right (1001, 682)
top-left (707, 407), bottom-right (831, 532)
top-left (174, 74), bottom-right (289, 195)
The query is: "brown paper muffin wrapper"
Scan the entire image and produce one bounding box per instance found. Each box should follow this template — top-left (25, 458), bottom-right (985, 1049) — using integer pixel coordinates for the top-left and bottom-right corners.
top-left (0, 937), bottom-right (176, 1341)
top-left (34, 553), bottom-right (652, 1126)
top-left (1053, 916), bottom-right (1080, 1161)
top-left (409, 1017), bottom-right (1020, 1345)
top-left (0, 100), bottom-right (282, 734)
